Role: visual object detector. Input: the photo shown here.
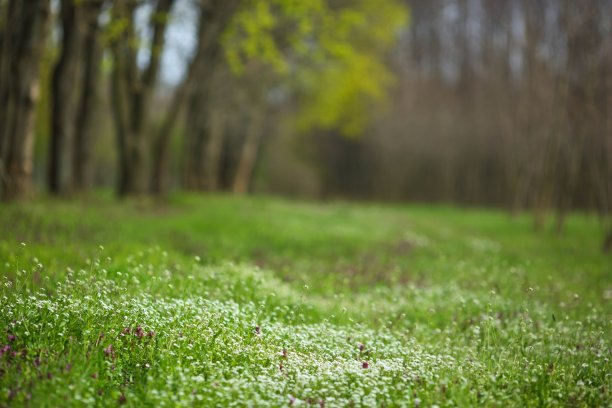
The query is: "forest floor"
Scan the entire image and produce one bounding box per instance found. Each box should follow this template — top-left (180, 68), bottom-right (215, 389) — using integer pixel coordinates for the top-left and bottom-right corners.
top-left (0, 193), bottom-right (610, 406)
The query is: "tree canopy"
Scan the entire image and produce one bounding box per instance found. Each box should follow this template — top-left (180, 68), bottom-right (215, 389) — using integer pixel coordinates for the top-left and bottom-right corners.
top-left (223, 0), bottom-right (408, 136)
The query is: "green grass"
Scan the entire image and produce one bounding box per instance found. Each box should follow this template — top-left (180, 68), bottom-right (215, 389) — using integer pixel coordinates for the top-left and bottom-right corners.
top-left (0, 193), bottom-right (610, 406)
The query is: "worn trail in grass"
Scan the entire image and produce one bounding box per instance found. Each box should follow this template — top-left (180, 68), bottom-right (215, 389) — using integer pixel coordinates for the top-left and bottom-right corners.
top-left (1, 194), bottom-right (610, 406)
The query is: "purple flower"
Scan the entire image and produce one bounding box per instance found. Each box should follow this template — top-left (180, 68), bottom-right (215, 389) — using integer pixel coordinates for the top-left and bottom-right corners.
top-left (122, 327), bottom-right (130, 335)
top-left (254, 326), bottom-right (261, 335)
top-left (147, 331), bottom-right (155, 338)
top-left (103, 345), bottom-right (114, 358)
top-left (0, 345), bottom-right (10, 356)
top-left (7, 334), bottom-right (16, 342)
top-left (362, 361), bottom-right (369, 369)
top-left (358, 343), bottom-right (365, 352)
top-left (34, 356), bottom-right (41, 367)
top-left (134, 326), bottom-right (144, 338)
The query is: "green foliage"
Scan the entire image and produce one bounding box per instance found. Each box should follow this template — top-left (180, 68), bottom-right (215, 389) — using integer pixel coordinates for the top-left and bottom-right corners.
top-left (223, 0), bottom-right (409, 136)
top-left (296, 0), bottom-right (407, 136)
top-left (0, 195), bottom-right (609, 406)
top-left (224, 0), bottom-right (324, 75)
top-left (104, 16), bottom-right (130, 44)
top-left (224, 1), bottom-right (290, 74)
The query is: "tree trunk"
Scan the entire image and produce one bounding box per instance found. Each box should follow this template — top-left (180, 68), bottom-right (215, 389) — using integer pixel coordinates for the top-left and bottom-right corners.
top-left (182, 85), bottom-right (205, 190)
top-left (181, 1), bottom-right (240, 191)
top-left (182, 66), bottom-right (216, 191)
top-left (0, 0), bottom-right (50, 201)
top-left (150, 39), bottom-right (205, 194)
top-left (204, 109), bottom-right (226, 190)
top-left (0, 1), bottom-right (10, 184)
top-left (49, 0), bottom-right (85, 195)
top-left (603, 227), bottom-right (612, 253)
top-left (109, 0), bottom-right (173, 197)
top-left (150, 94), bottom-right (181, 194)
top-left (151, 1), bottom-right (212, 194)
top-left (109, 60), bottom-right (149, 196)
top-left (233, 111), bottom-right (263, 195)
top-left (73, 1), bottom-right (104, 192)
top-left (108, 2), bottom-right (132, 197)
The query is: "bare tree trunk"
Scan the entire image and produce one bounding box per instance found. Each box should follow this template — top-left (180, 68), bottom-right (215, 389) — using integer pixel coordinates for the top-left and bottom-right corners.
top-left (603, 16), bottom-right (612, 253)
top-left (204, 108), bottom-right (226, 190)
top-left (181, 1), bottom-right (240, 191)
top-left (0, 0), bottom-right (10, 185)
top-left (604, 225), bottom-right (612, 253)
top-left (109, 0), bottom-right (173, 197)
top-left (149, 11), bottom-right (211, 194)
top-left (233, 111), bottom-right (263, 194)
top-left (108, 0), bottom-right (133, 196)
top-left (49, 0), bottom-right (86, 195)
top-left (182, 85), bottom-right (206, 190)
top-left (0, 0), bottom-right (50, 201)
top-left (73, 1), bottom-right (104, 192)
top-left (150, 93), bottom-right (182, 194)
top-left (150, 1), bottom-right (213, 194)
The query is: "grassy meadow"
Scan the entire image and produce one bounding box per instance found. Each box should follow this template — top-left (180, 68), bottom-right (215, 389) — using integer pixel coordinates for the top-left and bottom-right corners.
top-left (0, 194), bottom-right (610, 406)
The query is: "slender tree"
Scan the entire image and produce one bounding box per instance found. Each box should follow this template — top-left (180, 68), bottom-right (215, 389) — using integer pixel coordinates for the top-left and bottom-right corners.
top-left (233, 106), bottom-right (264, 194)
top-left (108, 0), bottom-right (174, 196)
top-left (49, 0), bottom-right (87, 194)
top-left (73, 0), bottom-right (105, 192)
top-left (181, 1), bottom-right (240, 191)
top-left (151, 0), bottom-right (239, 194)
top-left (0, 0), bottom-right (51, 201)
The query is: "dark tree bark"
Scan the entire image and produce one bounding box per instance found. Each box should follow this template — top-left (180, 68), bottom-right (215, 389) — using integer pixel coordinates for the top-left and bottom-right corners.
top-left (73, 0), bottom-right (104, 192)
top-left (109, 0), bottom-right (173, 197)
top-left (49, 0), bottom-right (87, 195)
top-left (604, 228), bottom-right (612, 253)
top-left (0, 0), bottom-right (51, 201)
top-left (0, 1), bottom-right (9, 172)
top-left (182, 71), bottom-right (212, 190)
top-left (181, 1), bottom-right (240, 191)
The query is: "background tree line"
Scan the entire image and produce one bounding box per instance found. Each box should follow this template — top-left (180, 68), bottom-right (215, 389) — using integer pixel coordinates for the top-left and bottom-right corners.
top-left (0, 0), bottom-right (404, 198)
top-left (0, 0), bottom-right (610, 250)
top-left (302, 0), bottom-right (611, 249)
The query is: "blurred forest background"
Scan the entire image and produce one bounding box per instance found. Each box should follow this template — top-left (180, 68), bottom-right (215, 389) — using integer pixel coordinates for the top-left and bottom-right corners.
top-left (0, 0), bottom-right (611, 249)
